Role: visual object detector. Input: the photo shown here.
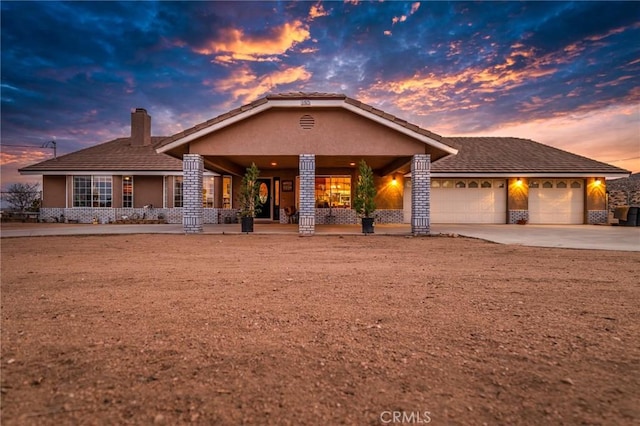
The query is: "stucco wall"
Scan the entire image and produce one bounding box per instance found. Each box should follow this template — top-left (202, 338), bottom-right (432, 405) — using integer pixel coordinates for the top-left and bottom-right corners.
top-left (133, 176), bottom-right (164, 208)
top-left (42, 175), bottom-right (66, 208)
top-left (189, 109), bottom-right (429, 156)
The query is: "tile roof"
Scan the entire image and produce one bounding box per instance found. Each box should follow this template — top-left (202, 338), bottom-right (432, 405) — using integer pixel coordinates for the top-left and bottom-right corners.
top-left (156, 92), bottom-right (447, 149)
top-left (433, 137), bottom-right (629, 175)
top-left (19, 137), bottom-right (183, 173)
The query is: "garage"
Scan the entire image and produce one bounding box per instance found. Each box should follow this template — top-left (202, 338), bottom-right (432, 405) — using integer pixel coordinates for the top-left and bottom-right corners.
top-left (528, 179), bottom-right (584, 224)
top-left (404, 178), bottom-right (507, 223)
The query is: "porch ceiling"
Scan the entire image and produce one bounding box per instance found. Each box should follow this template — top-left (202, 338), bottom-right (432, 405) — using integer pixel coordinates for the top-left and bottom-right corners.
top-left (203, 155), bottom-right (413, 176)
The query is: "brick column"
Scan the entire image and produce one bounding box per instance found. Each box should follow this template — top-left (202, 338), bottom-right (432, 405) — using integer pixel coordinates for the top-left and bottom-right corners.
top-left (183, 154), bottom-right (203, 233)
top-left (411, 154), bottom-right (431, 235)
top-left (298, 154), bottom-right (315, 235)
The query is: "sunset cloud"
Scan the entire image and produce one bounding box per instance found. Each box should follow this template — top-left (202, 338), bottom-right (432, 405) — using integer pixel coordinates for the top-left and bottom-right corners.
top-left (194, 20), bottom-right (310, 63)
top-left (308, 2), bottom-right (330, 20)
top-left (212, 65), bottom-right (312, 104)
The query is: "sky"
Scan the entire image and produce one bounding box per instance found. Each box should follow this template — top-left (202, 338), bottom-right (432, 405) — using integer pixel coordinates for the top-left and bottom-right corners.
top-left (1, 0), bottom-right (639, 191)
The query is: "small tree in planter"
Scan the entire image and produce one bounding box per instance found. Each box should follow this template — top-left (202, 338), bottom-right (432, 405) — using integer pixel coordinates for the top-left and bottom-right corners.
top-left (238, 162), bottom-right (263, 232)
top-left (353, 159), bottom-right (377, 233)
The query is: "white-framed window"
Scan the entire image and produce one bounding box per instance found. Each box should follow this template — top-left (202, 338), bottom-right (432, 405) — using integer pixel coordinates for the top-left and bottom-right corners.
top-left (73, 176), bottom-right (112, 207)
top-left (123, 176), bottom-right (133, 208)
top-left (203, 177), bottom-right (215, 208)
top-left (223, 176), bottom-right (232, 209)
top-left (174, 176), bottom-right (183, 207)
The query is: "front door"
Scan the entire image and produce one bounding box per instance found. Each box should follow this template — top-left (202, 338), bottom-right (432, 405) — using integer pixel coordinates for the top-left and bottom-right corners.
top-left (256, 178), bottom-right (271, 219)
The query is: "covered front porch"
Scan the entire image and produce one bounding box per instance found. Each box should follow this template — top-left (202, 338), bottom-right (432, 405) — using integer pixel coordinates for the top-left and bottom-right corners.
top-left (182, 153), bottom-right (433, 235)
top-left (155, 93), bottom-right (458, 235)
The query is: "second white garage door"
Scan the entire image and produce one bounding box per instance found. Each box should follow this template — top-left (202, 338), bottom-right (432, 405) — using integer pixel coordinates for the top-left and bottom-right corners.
top-left (404, 179), bottom-right (507, 224)
top-left (528, 179), bottom-right (584, 224)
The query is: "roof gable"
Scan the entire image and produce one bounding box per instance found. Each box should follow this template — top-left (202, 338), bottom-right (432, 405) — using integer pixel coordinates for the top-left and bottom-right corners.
top-left (156, 92), bottom-right (457, 157)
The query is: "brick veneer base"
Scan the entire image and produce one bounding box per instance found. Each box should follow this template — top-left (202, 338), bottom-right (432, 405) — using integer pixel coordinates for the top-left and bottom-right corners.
top-left (508, 210), bottom-right (529, 224)
top-left (587, 210), bottom-right (607, 224)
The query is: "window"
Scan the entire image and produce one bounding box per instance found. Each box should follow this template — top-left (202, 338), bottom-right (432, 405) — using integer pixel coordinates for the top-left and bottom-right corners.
top-left (73, 176), bottom-right (112, 207)
top-left (441, 180), bottom-right (454, 188)
top-left (481, 180), bottom-right (492, 188)
top-left (432, 180), bottom-right (441, 188)
top-left (315, 176), bottom-right (351, 208)
top-left (455, 180), bottom-right (466, 188)
top-left (571, 180), bottom-right (582, 188)
top-left (203, 177), bottom-right (214, 208)
top-left (222, 176), bottom-right (232, 209)
top-left (556, 180), bottom-right (567, 189)
top-left (542, 181), bottom-right (553, 188)
top-left (529, 180), bottom-right (539, 188)
top-left (174, 176), bottom-right (183, 207)
top-left (123, 176), bottom-right (133, 208)
top-left (468, 181), bottom-right (479, 188)
top-left (494, 180), bottom-right (505, 188)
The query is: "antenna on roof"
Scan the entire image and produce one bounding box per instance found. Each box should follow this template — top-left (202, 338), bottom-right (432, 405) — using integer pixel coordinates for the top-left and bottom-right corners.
top-left (42, 137), bottom-right (57, 159)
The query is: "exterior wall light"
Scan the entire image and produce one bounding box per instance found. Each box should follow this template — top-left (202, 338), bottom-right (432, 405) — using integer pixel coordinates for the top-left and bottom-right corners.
top-left (516, 178), bottom-right (523, 186)
top-left (594, 178), bottom-right (602, 186)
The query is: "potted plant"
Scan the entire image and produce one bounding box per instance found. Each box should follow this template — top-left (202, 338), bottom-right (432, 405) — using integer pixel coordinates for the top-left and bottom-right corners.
top-left (353, 159), bottom-right (377, 233)
top-left (238, 162), bottom-right (263, 233)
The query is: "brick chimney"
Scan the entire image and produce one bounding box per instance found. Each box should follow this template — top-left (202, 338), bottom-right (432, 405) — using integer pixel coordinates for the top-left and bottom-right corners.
top-left (131, 108), bottom-right (151, 146)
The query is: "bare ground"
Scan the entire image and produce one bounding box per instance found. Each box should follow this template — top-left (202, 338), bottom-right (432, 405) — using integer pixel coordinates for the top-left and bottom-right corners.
top-left (1, 234), bottom-right (639, 425)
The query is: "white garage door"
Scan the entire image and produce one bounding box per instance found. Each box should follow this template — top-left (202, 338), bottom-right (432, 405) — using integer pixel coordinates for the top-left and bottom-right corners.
top-left (404, 179), bottom-right (507, 224)
top-left (529, 179), bottom-right (584, 224)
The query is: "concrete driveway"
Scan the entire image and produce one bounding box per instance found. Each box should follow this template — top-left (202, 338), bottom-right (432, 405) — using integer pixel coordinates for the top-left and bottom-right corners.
top-left (432, 224), bottom-right (640, 252)
top-left (1, 222), bottom-right (638, 251)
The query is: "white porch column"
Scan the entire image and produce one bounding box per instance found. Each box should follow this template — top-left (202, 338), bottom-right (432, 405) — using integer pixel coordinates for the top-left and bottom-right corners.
top-left (298, 154), bottom-right (315, 235)
top-left (183, 154), bottom-right (203, 233)
top-left (411, 154), bottom-right (431, 235)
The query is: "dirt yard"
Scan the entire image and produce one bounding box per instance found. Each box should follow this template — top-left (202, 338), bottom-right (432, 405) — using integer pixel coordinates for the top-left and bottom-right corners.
top-left (1, 234), bottom-right (639, 425)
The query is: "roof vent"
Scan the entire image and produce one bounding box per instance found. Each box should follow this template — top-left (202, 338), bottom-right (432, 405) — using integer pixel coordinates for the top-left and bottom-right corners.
top-left (299, 114), bottom-right (315, 130)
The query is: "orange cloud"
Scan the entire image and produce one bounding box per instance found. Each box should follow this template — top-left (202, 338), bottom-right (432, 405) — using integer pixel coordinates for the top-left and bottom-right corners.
top-left (309, 2), bottom-right (329, 20)
top-left (212, 65), bottom-right (312, 104)
top-left (360, 39), bottom-right (570, 118)
top-left (1, 150), bottom-right (49, 167)
top-left (194, 20), bottom-right (310, 63)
